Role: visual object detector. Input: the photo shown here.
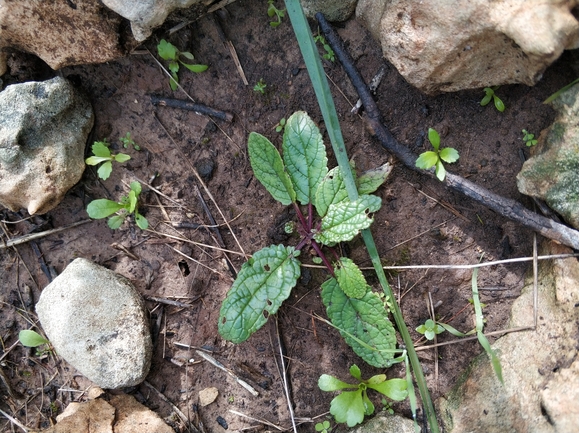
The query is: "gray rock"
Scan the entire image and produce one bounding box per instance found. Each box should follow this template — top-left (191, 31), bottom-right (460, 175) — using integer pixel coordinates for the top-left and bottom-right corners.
top-left (0, 1), bottom-right (127, 75)
top-left (517, 85), bottom-right (579, 229)
top-left (356, 0), bottom-right (579, 94)
top-left (36, 258), bottom-right (152, 389)
top-left (300, 0), bottom-right (358, 22)
top-left (437, 241), bottom-right (579, 433)
top-left (0, 77), bottom-right (93, 215)
top-left (350, 412), bottom-right (415, 433)
top-left (101, 0), bottom-right (204, 42)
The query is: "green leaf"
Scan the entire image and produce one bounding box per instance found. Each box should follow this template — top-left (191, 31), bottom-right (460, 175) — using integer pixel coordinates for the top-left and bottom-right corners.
top-left (416, 324), bottom-right (427, 335)
top-left (169, 74), bottom-right (178, 91)
top-left (318, 374), bottom-right (357, 391)
top-left (107, 214), bottom-right (125, 229)
top-left (128, 190), bottom-right (137, 213)
top-left (321, 277), bottom-right (397, 368)
top-left (87, 199), bottom-right (124, 219)
top-left (427, 128), bottom-right (440, 150)
top-left (425, 329), bottom-right (435, 340)
top-left (415, 151), bottom-right (438, 170)
top-left (114, 153), bottom-right (131, 163)
top-left (367, 374), bottom-right (386, 385)
top-left (349, 364), bottom-right (362, 380)
top-left (435, 160), bottom-right (446, 181)
top-left (168, 60), bottom-right (180, 74)
top-left (19, 330), bottom-right (49, 347)
top-left (181, 63), bottom-right (209, 73)
top-left (362, 390), bottom-right (375, 415)
top-left (218, 245), bottom-right (301, 343)
top-left (85, 156), bottom-right (111, 166)
top-left (439, 147), bottom-right (459, 163)
top-left (356, 163), bottom-right (392, 195)
top-left (314, 166), bottom-right (348, 218)
top-left (158, 39), bottom-right (177, 60)
top-left (92, 141), bottom-right (111, 158)
top-left (97, 161), bottom-right (113, 180)
top-left (330, 389), bottom-right (365, 427)
top-left (493, 95), bottom-right (505, 112)
top-left (130, 181), bottom-right (142, 196)
top-left (314, 195), bottom-right (381, 245)
top-left (180, 51), bottom-right (195, 60)
top-left (248, 132), bottom-right (296, 205)
top-left (368, 378), bottom-right (408, 401)
top-left (282, 111), bottom-right (328, 205)
top-left (334, 257), bottom-right (369, 299)
top-left (135, 213), bottom-right (149, 230)
top-left (481, 89), bottom-right (493, 106)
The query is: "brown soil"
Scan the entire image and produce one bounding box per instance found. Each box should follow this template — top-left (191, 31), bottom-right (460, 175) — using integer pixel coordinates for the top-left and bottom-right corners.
top-left (1, 2), bottom-right (576, 432)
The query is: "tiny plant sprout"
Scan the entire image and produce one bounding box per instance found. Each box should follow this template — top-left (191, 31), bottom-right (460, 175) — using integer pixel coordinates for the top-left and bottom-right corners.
top-left (86, 181), bottom-right (149, 230)
top-left (85, 139), bottom-right (131, 180)
top-left (416, 319), bottom-right (445, 341)
top-left (19, 330), bottom-right (49, 348)
top-left (480, 86), bottom-right (505, 112)
top-left (267, 0), bottom-right (285, 27)
top-left (120, 132), bottom-right (140, 150)
top-left (315, 420), bottom-right (331, 433)
top-left (415, 128), bottom-right (459, 181)
top-left (157, 39), bottom-right (208, 91)
top-left (253, 78), bottom-right (267, 94)
top-left (522, 129), bottom-right (538, 147)
top-left (314, 34), bottom-right (336, 62)
top-left (275, 117), bottom-right (286, 133)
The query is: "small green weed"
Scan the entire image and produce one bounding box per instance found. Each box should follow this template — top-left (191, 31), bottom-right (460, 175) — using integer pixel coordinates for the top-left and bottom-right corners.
top-left (86, 181), bottom-right (149, 230)
top-left (480, 86), bottom-right (505, 112)
top-left (315, 420), bottom-right (331, 433)
top-left (314, 34), bottom-right (335, 62)
top-left (85, 139), bottom-right (131, 180)
top-left (544, 77), bottom-right (579, 104)
top-left (19, 330), bottom-right (52, 356)
top-left (120, 132), bottom-right (140, 150)
top-left (415, 128), bottom-right (459, 181)
top-left (275, 117), bottom-right (286, 132)
top-left (522, 129), bottom-right (538, 147)
top-left (253, 78), bottom-right (267, 94)
top-left (416, 319), bottom-right (445, 341)
top-left (318, 364), bottom-right (408, 427)
top-left (267, 0), bottom-right (285, 27)
top-left (157, 39), bottom-right (208, 91)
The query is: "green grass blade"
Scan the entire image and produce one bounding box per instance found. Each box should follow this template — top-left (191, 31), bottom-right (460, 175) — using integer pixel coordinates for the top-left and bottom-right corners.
top-left (284, 2), bottom-right (439, 431)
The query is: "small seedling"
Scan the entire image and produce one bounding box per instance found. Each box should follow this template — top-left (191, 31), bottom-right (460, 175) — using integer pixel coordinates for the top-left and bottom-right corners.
top-left (157, 39), bottom-right (208, 91)
top-left (314, 34), bottom-right (335, 62)
top-left (318, 364), bottom-right (408, 427)
top-left (120, 132), bottom-right (140, 150)
top-left (275, 117), bottom-right (286, 133)
top-left (85, 139), bottom-right (131, 180)
top-left (415, 128), bottom-right (459, 181)
top-left (19, 330), bottom-right (52, 357)
top-left (267, 0), bottom-right (285, 27)
top-left (522, 129), bottom-right (538, 147)
top-left (315, 420), bottom-right (332, 433)
top-left (480, 86), bottom-right (505, 112)
top-left (253, 78), bottom-right (267, 94)
top-left (416, 319), bottom-right (445, 341)
top-left (86, 181), bottom-right (149, 230)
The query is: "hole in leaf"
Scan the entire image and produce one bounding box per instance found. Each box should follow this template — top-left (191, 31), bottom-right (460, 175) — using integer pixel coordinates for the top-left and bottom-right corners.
top-left (263, 310), bottom-right (269, 319)
top-left (263, 264), bottom-right (271, 272)
top-left (221, 317), bottom-right (227, 324)
top-left (266, 299), bottom-right (272, 306)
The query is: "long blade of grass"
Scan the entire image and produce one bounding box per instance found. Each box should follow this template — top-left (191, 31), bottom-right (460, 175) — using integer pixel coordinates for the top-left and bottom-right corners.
top-left (284, 2), bottom-right (439, 431)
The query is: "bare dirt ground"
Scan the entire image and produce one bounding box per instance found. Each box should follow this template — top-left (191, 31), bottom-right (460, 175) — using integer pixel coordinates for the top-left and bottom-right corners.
top-left (1, 2), bottom-right (576, 432)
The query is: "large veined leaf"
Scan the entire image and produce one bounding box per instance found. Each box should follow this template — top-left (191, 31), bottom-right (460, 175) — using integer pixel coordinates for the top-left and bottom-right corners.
top-left (218, 245), bottom-right (301, 343)
top-left (282, 111), bottom-right (328, 204)
top-left (334, 257), bottom-right (369, 299)
top-left (248, 132), bottom-right (296, 205)
top-left (356, 162), bottom-right (392, 195)
top-left (314, 166), bottom-right (348, 217)
top-left (321, 277), bottom-right (396, 368)
top-left (314, 195), bottom-right (382, 245)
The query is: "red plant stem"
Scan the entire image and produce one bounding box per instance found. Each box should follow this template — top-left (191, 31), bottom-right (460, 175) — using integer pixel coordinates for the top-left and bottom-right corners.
top-left (307, 202), bottom-right (313, 231)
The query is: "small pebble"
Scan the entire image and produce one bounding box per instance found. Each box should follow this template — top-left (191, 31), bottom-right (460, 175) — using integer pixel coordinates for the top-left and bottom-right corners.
top-left (196, 158), bottom-right (215, 182)
top-left (199, 387), bottom-right (219, 407)
top-left (216, 416), bottom-right (228, 429)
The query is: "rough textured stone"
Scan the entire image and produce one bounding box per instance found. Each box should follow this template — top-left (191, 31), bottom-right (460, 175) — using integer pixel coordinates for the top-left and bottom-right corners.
top-left (349, 412), bottom-right (416, 433)
top-left (356, 0), bottom-right (579, 94)
top-left (101, 0), bottom-right (204, 42)
top-left (517, 85), bottom-right (579, 229)
top-left (0, 77), bottom-right (93, 215)
top-left (36, 258), bottom-right (152, 389)
top-left (300, 0), bottom-right (358, 21)
top-left (0, 0), bottom-right (128, 75)
top-left (437, 241), bottom-right (579, 433)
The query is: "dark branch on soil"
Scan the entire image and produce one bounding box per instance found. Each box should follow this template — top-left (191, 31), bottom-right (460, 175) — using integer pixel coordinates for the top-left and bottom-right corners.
top-left (316, 13), bottom-right (579, 251)
top-left (149, 95), bottom-right (234, 122)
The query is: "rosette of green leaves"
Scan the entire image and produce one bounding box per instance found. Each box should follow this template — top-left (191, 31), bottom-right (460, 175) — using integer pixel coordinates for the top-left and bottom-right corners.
top-left (318, 364), bottom-right (408, 427)
top-left (415, 128), bottom-right (459, 181)
top-left (157, 39), bottom-right (208, 91)
top-left (86, 181), bottom-right (148, 230)
top-left (85, 140), bottom-right (130, 180)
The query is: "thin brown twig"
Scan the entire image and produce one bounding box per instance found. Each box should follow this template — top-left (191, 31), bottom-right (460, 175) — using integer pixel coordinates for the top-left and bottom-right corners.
top-left (0, 220), bottom-right (91, 249)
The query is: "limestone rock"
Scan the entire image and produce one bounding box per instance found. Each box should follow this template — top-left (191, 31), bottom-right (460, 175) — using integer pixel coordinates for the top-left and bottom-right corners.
top-left (349, 412), bottom-right (415, 433)
top-left (36, 258), bottom-right (152, 389)
top-left (0, 1), bottom-right (128, 75)
top-left (0, 77), bottom-right (93, 215)
top-left (517, 85), bottom-right (579, 229)
top-left (300, 0), bottom-right (358, 21)
top-left (199, 387), bottom-right (219, 407)
top-left (356, 0), bottom-right (579, 94)
top-left (437, 241), bottom-right (579, 433)
top-left (101, 0), bottom-right (204, 42)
